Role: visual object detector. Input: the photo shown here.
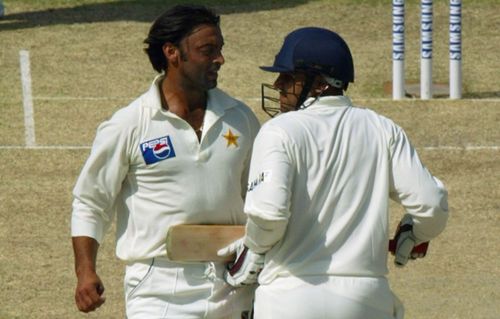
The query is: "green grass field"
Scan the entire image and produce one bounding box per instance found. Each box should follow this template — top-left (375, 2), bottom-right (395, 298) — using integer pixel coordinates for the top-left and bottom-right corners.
top-left (1, 1), bottom-right (499, 318)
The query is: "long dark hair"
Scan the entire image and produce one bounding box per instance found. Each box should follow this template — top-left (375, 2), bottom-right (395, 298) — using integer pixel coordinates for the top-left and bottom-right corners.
top-left (144, 5), bottom-right (220, 73)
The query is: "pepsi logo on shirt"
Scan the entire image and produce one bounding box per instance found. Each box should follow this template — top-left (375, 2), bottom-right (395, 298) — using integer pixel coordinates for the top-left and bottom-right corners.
top-left (140, 135), bottom-right (176, 164)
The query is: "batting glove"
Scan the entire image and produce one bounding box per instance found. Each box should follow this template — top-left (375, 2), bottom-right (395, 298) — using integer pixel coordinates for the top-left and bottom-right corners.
top-left (217, 238), bottom-right (244, 258)
top-left (217, 239), bottom-right (264, 287)
top-left (391, 215), bottom-right (429, 267)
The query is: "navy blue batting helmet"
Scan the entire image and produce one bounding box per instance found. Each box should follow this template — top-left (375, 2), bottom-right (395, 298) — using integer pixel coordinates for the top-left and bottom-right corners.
top-left (260, 27), bottom-right (354, 85)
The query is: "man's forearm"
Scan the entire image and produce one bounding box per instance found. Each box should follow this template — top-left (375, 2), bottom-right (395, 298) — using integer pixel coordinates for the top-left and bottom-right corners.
top-left (72, 236), bottom-right (100, 275)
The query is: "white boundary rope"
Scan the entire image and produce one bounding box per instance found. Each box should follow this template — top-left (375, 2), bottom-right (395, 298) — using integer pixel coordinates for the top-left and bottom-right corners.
top-left (26, 96), bottom-right (500, 103)
top-left (0, 145), bottom-right (497, 151)
top-left (0, 145), bottom-right (91, 150)
top-left (33, 96), bottom-right (134, 101)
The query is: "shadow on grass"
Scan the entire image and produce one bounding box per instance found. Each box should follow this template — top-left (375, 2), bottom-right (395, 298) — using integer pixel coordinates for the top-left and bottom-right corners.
top-left (462, 91), bottom-right (500, 99)
top-left (0, 0), bottom-right (312, 31)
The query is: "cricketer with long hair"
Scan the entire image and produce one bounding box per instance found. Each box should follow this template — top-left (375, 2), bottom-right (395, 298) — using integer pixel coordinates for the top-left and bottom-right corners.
top-left (70, 5), bottom-right (260, 318)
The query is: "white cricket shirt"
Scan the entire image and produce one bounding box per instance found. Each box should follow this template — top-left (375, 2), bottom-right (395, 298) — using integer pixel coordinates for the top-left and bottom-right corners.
top-left (71, 76), bottom-right (260, 261)
top-left (244, 95), bottom-right (448, 284)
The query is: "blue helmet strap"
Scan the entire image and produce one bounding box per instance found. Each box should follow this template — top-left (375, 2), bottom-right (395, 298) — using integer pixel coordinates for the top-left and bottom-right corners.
top-left (296, 74), bottom-right (316, 110)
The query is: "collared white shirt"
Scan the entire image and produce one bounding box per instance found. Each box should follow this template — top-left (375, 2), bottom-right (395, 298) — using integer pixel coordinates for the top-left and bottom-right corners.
top-left (71, 76), bottom-right (260, 261)
top-left (244, 95), bottom-right (448, 284)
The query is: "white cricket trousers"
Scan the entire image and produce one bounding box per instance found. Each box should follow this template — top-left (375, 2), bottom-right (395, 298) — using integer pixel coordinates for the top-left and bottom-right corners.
top-left (124, 257), bottom-right (255, 319)
top-left (254, 275), bottom-right (404, 319)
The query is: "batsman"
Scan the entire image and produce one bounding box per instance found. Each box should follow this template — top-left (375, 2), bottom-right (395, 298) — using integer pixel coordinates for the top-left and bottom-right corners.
top-left (219, 27), bottom-right (449, 318)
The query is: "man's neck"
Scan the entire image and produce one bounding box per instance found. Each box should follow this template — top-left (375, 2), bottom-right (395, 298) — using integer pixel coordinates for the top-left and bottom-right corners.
top-left (160, 77), bottom-right (207, 117)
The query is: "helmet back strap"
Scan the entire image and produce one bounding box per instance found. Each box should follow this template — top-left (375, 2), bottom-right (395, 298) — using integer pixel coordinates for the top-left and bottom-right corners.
top-left (296, 74), bottom-right (316, 109)
top-left (322, 74), bottom-right (345, 89)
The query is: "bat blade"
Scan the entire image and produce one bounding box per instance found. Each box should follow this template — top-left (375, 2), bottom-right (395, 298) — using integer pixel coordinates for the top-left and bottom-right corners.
top-left (166, 225), bottom-right (245, 262)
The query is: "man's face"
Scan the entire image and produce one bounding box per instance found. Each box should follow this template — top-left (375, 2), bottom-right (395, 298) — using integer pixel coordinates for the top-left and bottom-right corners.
top-left (273, 72), bottom-right (308, 113)
top-left (177, 24), bottom-right (225, 91)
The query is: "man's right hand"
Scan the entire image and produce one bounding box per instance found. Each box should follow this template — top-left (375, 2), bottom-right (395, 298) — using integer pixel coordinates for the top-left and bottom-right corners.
top-left (74, 270), bottom-right (106, 312)
top-left (218, 239), bottom-right (264, 287)
top-left (72, 236), bottom-right (104, 312)
top-left (390, 214), bottom-right (429, 267)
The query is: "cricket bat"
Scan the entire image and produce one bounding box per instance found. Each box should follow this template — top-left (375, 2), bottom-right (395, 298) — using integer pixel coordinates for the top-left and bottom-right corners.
top-left (165, 225), bottom-right (428, 262)
top-left (166, 225), bottom-right (245, 262)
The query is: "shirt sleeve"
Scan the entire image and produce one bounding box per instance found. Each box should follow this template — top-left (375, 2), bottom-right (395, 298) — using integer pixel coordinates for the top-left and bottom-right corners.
top-left (71, 113), bottom-right (133, 244)
top-left (243, 124), bottom-right (291, 253)
top-left (240, 109), bottom-right (262, 199)
top-left (388, 125), bottom-right (449, 242)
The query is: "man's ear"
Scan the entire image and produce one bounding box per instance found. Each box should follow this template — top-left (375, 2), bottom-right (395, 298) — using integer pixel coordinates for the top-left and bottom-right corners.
top-left (312, 77), bottom-right (330, 96)
top-left (163, 43), bottom-right (179, 67)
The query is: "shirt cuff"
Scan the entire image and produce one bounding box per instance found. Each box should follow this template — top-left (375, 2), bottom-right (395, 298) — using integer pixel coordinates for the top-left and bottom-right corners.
top-left (244, 214), bottom-right (288, 254)
top-left (71, 213), bottom-right (106, 244)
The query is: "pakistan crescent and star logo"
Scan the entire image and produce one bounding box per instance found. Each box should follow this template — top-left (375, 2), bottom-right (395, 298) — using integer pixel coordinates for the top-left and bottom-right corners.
top-left (222, 129), bottom-right (239, 147)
